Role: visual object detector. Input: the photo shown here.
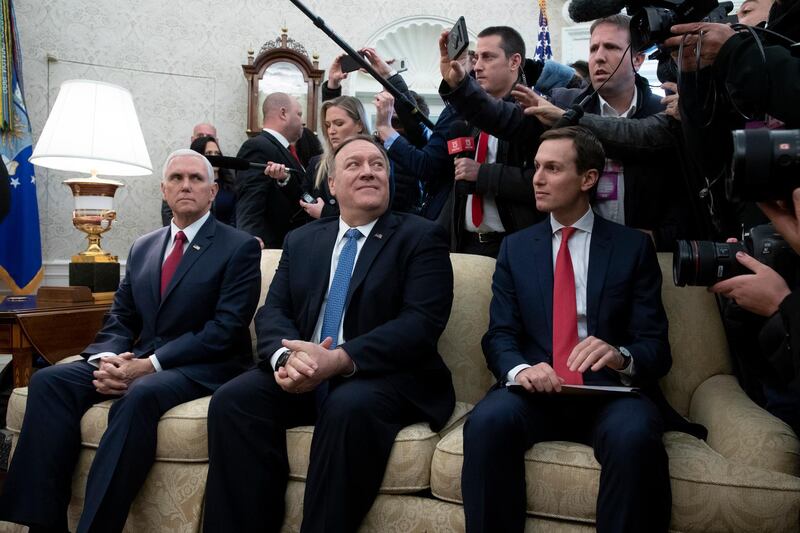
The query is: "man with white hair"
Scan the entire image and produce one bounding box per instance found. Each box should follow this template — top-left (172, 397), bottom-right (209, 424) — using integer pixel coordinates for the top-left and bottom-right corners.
top-left (0, 149), bottom-right (261, 533)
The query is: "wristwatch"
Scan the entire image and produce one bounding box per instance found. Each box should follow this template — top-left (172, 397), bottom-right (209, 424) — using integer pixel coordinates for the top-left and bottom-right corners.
top-left (617, 346), bottom-right (633, 370)
top-left (275, 349), bottom-right (292, 370)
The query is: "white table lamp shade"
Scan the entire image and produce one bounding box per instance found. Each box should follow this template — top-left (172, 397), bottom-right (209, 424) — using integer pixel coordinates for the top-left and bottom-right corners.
top-left (30, 79), bottom-right (152, 176)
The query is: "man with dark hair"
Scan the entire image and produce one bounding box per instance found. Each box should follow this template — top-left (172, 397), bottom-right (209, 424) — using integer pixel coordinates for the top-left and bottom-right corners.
top-left (440, 14), bottom-right (690, 251)
top-left (431, 25), bottom-right (545, 256)
top-left (462, 126), bottom-right (673, 532)
top-left (203, 136), bottom-right (455, 533)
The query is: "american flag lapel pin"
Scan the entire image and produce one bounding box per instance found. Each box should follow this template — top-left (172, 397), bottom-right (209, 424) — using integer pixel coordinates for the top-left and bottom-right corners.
top-left (374, 233), bottom-right (383, 239)
top-left (192, 244), bottom-right (201, 250)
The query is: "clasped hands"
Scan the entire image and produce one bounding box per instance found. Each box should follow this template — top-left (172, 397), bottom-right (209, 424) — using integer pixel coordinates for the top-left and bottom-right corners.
top-left (275, 337), bottom-right (355, 394)
top-left (515, 336), bottom-right (625, 393)
top-left (92, 353), bottom-right (155, 396)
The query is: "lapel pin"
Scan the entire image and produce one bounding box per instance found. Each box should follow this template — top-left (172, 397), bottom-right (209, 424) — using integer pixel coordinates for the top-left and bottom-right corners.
top-left (374, 233), bottom-right (383, 239)
top-left (192, 244), bottom-right (201, 250)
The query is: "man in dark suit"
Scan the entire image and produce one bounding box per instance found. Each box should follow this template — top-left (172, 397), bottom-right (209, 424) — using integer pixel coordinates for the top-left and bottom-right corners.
top-left (203, 136), bottom-right (455, 533)
top-left (0, 149), bottom-right (261, 533)
top-left (235, 92), bottom-right (308, 249)
top-left (462, 127), bottom-right (672, 533)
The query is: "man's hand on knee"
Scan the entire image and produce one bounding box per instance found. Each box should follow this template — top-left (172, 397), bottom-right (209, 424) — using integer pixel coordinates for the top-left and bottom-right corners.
top-left (515, 363), bottom-right (563, 393)
top-left (93, 353), bottom-right (155, 394)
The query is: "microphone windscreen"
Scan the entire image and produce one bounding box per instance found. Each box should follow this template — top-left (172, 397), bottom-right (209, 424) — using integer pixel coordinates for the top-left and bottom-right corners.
top-left (568, 0), bottom-right (628, 23)
top-left (205, 155), bottom-right (251, 171)
top-left (447, 120), bottom-right (473, 141)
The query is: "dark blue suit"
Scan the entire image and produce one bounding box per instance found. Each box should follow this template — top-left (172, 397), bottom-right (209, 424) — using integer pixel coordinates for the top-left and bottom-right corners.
top-left (204, 211), bottom-right (455, 533)
top-left (0, 217), bottom-right (261, 533)
top-left (462, 216), bottom-right (672, 533)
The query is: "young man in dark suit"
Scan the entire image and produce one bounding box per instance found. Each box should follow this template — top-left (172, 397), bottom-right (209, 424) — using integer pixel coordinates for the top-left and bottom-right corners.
top-left (0, 149), bottom-right (262, 533)
top-left (203, 136), bottom-right (455, 533)
top-left (235, 92), bottom-right (308, 249)
top-left (462, 127), bottom-right (672, 532)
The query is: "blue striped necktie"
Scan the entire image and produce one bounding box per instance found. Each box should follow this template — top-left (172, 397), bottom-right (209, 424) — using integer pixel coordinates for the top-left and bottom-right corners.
top-left (320, 228), bottom-right (363, 346)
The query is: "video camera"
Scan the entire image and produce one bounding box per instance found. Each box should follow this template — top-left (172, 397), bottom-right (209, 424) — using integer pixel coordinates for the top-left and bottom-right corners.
top-left (629, 0), bottom-right (735, 51)
top-left (673, 223), bottom-right (799, 287)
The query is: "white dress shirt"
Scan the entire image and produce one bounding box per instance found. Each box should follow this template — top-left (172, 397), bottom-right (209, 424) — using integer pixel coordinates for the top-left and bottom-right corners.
top-left (269, 217), bottom-right (378, 371)
top-left (465, 134), bottom-right (506, 234)
top-left (507, 208), bottom-right (635, 384)
top-left (89, 211), bottom-right (212, 372)
top-left (262, 128), bottom-right (295, 186)
top-left (593, 87), bottom-right (638, 226)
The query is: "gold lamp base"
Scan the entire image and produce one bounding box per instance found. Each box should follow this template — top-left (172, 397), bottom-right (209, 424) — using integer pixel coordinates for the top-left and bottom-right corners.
top-left (64, 176), bottom-right (125, 262)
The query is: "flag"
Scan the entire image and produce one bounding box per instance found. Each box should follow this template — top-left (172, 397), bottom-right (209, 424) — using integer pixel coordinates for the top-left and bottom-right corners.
top-left (0, 0), bottom-right (42, 294)
top-left (535, 0), bottom-right (553, 61)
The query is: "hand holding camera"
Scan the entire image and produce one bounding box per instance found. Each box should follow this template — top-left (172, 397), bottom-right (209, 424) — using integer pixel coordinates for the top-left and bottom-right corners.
top-left (664, 22), bottom-right (736, 72)
top-left (709, 250), bottom-right (792, 316)
top-left (759, 188), bottom-right (800, 256)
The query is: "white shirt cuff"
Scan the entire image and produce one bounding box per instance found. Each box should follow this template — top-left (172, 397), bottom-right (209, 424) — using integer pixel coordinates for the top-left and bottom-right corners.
top-left (270, 348), bottom-right (289, 371)
top-left (276, 175), bottom-right (291, 187)
top-left (506, 364), bottom-right (532, 386)
top-left (383, 131), bottom-right (400, 150)
top-left (615, 347), bottom-right (635, 386)
top-left (149, 354), bottom-right (163, 372)
top-left (87, 351), bottom-right (116, 368)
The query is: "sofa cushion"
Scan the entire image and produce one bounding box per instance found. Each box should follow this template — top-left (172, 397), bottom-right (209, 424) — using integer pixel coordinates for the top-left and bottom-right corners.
top-left (432, 424), bottom-right (800, 533)
top-left (288, 401), bottom-right (471, 493)
top-left (7, 388), bottom-right (212, 462)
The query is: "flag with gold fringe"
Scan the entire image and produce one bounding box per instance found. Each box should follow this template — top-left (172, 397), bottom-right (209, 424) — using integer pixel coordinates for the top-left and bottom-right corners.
top-left (0, 0), bottom-right (42, 294)
top-left (535, 0), bottom-right (553, 61)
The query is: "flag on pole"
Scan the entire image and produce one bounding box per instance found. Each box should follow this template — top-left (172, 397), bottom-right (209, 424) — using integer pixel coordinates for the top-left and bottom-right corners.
top-left (0, 0), bottom-right (42, 294)
top-left (535, 0), bottom-right (553, 61)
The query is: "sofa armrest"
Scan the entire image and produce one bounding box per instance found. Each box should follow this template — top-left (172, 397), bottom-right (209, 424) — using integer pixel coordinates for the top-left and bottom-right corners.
top-left (690, 374), bottom-right (800, 476)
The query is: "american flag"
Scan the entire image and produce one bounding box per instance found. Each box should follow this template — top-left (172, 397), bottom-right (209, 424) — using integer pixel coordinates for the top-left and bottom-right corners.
top-left (535, 0), bottom-right (553, 61)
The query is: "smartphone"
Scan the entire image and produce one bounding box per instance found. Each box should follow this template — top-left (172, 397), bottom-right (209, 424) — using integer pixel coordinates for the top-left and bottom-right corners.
top-left (340, 52), bottom-right (366, 74)
top-left (448, 16), bottom-right (469, 60)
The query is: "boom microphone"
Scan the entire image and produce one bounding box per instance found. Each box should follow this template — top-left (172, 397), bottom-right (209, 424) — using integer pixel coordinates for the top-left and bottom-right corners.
top-left (568, 0), bottom-right (628, 23)
top-left (205, 155), bottom-right (300, 174)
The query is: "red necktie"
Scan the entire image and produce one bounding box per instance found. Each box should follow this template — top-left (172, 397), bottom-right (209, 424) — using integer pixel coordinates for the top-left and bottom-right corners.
top-left (289, 144), bottom-right (302, 165)
top-left (161, 231), bottom-right (187, 296)
top-left (552, 226), bottom-right (583, 385)
top-left (471, 132), bottom-right (490, 228)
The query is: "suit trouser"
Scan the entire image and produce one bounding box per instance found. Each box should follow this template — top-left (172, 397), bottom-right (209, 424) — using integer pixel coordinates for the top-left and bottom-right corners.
top-left (203, 367), bottom-right (421, 533)
top-left (461, 387), bottom-right (671, 533)
top-left (0, 360), bottom-right (208, 533)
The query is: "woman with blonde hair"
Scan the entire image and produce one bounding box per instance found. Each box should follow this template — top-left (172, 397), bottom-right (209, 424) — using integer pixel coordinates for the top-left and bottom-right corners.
top-left (301, 96), bottom-right (371, 219)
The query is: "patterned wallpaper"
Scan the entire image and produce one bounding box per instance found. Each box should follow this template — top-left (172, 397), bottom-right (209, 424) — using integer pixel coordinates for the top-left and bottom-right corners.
top-left (14, 0), bottom-right (568, 266)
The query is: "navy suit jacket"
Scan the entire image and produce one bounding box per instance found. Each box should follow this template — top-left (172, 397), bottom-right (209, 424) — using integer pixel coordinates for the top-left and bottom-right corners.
top-left (483, 215), bottom-right (671, 387)
top-left (256, 211), bottom-right (456, 430)
top-left (83, 216), bottom-right (262, 391)
top-left (235, 130), bottom-right (309, 248)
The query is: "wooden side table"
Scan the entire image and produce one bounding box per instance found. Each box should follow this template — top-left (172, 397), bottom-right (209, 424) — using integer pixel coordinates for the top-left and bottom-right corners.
top-left (0, 296), bottom-right (112, 387)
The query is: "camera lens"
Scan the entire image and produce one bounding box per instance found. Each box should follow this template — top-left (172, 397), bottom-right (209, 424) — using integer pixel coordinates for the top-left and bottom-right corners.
top-left (673, 240), bottom-right (749, 286)
top-left (630, 7), bottom-right (678, 52)
top-left (729, 129), bottom-right (800, 201)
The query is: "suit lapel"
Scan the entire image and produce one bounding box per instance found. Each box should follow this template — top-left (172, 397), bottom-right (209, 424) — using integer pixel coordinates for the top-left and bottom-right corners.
top-left (531, 222), bottom-right (554, 345)
top-left (307, 220), bottom-right (338, 330)
top-left (149, 227), bottom-right (171, 306)
top-left (261, 131), bottom-right (303, 172)
top-left (160, 216), bottom-right (216, 307)
top-left (344, 212), bottom-right (397, 310)
top-left (586, 217), bottom-right (613, 335)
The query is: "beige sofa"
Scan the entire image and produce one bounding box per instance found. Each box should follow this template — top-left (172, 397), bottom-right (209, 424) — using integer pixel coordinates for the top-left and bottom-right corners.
top-left (3, 251), bottom-right (800, 532)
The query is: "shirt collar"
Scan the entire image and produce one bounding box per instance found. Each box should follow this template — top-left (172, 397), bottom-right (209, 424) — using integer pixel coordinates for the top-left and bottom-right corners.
top-left (336, 216), bottom-right (379, 243)
top-left (550, 208), bottom-right (594, 236)
top-left (170, 210), bottom-right (211, 245)
top-left (263, 128), bottom-right (290, 148)
top-left (598, 85), bottom-right (638, 118)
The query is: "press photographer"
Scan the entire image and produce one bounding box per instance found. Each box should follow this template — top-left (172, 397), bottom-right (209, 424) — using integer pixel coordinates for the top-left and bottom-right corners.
top-left (672, 128), bottom-right (800, 434)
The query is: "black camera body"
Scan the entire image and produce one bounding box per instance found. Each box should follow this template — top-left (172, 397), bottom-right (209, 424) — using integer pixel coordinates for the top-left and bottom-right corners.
top-left (673, 223), bottom-right (798, 286)
top-left (728, 129), bottom-right (800, 201)
top-left (628, 0), bottom-right (734, 51)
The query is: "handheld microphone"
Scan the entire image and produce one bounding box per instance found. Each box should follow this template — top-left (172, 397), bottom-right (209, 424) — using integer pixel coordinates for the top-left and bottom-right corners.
top-left (447, 120), bottom-right (478, 194)
top-left (447, 120), bottom-right (476, 159)
top-left (568, 0), bottom-right (628, 23)
top-left (205, 155), bottom-right (300, 174)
